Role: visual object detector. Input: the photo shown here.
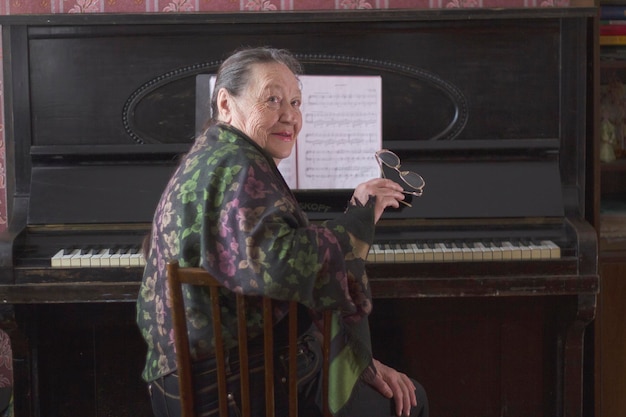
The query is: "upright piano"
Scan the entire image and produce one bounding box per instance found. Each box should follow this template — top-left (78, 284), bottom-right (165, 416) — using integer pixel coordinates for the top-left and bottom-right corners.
top-left (0, 8), bottom-right (598, 417)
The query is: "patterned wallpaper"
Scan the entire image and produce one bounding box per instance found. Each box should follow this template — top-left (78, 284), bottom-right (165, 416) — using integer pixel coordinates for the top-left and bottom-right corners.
top-left (0, 0), bottom-right (572, 234)
top-left (0, 0), bottom-right (571, 14)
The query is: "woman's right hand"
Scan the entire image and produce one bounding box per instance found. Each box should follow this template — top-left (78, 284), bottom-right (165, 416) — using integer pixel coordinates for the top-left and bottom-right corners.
top-left (351, 178), bottom-right (406, 223)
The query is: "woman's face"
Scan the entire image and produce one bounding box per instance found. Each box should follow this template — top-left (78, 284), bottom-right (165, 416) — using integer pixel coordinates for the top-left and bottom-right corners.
top-left (217, 61), bottom-right (302, 164)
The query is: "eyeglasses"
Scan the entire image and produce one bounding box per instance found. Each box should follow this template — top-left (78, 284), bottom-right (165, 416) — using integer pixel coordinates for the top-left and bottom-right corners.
top-left (375, 149), bottom-right (425, 202)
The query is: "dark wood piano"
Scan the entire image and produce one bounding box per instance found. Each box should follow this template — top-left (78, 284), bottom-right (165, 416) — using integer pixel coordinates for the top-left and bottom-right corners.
top-left (0, 8), bottom-right (598, 417)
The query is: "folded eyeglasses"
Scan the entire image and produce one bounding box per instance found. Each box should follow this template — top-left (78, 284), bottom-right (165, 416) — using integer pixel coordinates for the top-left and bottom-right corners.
top-left (375, 149), bottom-right (425, 206)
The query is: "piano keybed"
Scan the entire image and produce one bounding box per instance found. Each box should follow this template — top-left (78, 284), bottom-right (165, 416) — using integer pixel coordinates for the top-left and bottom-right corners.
top-left (49, 239), bottom-right (560, 268)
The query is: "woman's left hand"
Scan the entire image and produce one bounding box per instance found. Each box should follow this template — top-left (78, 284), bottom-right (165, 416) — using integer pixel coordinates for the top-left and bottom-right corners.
top-left (367, 358), bottom-right (417, 416)
top-left (351, 178), bottom-right (406, 223)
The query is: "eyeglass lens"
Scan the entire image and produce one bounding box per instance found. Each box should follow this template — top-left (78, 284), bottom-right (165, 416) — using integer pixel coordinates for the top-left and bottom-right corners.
top-left (377, 151), bottom-right (401, 168)
top-left (400, 171), bottom-right (425, 189)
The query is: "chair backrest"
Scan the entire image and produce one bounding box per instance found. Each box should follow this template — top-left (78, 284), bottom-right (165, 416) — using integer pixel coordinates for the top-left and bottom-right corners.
top-left (167, 260), bottom-right (332, 417)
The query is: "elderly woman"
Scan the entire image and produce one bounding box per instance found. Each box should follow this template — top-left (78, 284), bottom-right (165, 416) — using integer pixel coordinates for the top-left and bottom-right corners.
top-left (137, 47), bottom-right (428, 417)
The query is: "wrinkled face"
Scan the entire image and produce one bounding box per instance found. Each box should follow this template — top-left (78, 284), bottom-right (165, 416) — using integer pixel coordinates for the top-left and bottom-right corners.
top-left (217, 62), bottom-right (302, 164)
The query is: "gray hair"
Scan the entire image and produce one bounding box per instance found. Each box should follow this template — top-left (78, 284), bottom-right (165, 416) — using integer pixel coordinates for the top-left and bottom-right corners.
top-left (208, 47), bottom-right (303, 125)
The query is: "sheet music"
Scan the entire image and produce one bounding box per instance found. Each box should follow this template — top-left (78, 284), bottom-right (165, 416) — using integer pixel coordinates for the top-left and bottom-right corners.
top-left (285, 75), bottom-right (382, 190)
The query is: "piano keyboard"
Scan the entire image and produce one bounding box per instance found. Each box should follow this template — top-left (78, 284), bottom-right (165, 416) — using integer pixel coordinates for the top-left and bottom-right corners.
top-left (367, 240), bottom-right (561, 263)
top-left (49, 239), bottom-right (560, 267)
top-left (50, 247), bottom-right (146, 268)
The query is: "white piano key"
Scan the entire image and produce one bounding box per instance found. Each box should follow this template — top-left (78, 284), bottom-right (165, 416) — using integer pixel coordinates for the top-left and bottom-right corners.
top-left (486, 242), bottom-right (498, 260)
top-left (526, 241), bottom-right (545, 259)
top-left (487, 241), bottom-right (504, 261)
top-left (78, 249), bottom-right (96, 267)
top-left (448, 243), bottom-right (464, 262)
top-left (410, 243), bottom-right (425, 262)
top-left (517, 241), bottom-right (533, 260)
top-left (390, 243), bottom-right (406, 262)
top-left (436, 243), bottom-right (451, 261)
top-left (129, 250), bottom-right (144, 267)
top-left (533, 241), bottom-right (551, 259)
top-left (70, 250), bottom-right (85, 267)
top-left (99, 249), bottom-right (114, 267)
top-left (433, 243), bottom-right (450, 262)
top-left (61, 249), bottom-right (81, 267)
top-left (474, 242), bottom-right (491, 261)
top-left (501, 241), bottom-right (522, 260)
top-left (119, 248), bottom-right (132, 267)
top-left (51, 249), bottom-right (65, 267)
top-left (420, 243), bottom-right (435, 262)
top-left (89, 248), bottom-right (108, 267)
top-left (383, 244), bottom-right (396, 263)
top-left (459, 243), bottom-right (474, 261)
top-left (400, 243), bottom-right (415, 262)
top-left (108, 249), bottom-right (123, 267)
top-left (430, 243), bottom-right (444, 262)
top-left (541, 240), bottom-right (561, 259)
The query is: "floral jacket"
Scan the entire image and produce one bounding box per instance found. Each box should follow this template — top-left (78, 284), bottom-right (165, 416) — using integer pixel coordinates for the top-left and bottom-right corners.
top-left (136, 123), bottom-right (376, 413)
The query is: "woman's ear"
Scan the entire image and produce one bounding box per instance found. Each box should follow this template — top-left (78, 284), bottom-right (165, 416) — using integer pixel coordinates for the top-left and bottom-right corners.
top-left (216, 88), bottom-right (232, 123)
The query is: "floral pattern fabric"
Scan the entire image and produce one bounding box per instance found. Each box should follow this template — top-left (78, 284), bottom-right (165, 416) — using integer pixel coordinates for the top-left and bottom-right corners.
top-left (0, 329), bottom-right (12, 417)
top-left (136, 123), bottom-right (376, 412)
top-left (0, 330), bottom-right (11, 390)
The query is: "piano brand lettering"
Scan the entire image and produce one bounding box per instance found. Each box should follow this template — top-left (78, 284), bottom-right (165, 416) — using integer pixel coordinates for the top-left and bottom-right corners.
top-left (299, 202), bottom-right (333, 213)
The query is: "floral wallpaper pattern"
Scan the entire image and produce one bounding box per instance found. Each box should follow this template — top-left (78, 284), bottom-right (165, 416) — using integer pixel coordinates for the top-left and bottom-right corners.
top-left (0, 0), bottom-right (570, 14)
top-left (0, 0), bottom-right (570, 233)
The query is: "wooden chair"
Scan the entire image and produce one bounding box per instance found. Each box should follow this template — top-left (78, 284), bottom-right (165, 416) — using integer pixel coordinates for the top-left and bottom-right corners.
top-left (167, 260), bottom-right (332, 417)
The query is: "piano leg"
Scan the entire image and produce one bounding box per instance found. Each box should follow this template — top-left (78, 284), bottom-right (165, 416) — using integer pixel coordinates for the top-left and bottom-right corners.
top-left (561, 294), bottom-right (596, 417)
